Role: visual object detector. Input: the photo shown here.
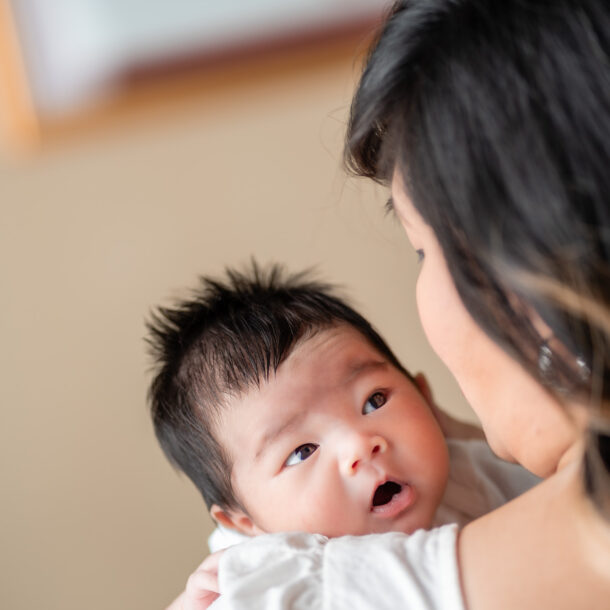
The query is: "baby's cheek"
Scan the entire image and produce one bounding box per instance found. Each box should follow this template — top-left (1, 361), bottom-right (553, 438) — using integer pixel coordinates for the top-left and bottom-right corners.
top-left (295, 478), bottom-right (358, 538)
top-left (300, 506), bottom-right (349, 538)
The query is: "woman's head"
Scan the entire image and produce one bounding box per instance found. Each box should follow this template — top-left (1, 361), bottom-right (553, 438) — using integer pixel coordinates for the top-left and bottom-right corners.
top-left (346, 0), bottom-right (610, 504)
top-left (387, 176), bottom-right (581, 478)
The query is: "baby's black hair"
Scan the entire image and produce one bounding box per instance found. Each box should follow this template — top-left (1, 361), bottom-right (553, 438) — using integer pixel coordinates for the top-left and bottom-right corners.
top-left (146, 262), bottom-right (409, 511)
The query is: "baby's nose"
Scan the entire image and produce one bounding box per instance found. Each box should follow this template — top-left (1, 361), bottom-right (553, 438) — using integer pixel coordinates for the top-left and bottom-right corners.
top-left (343, 434), bottom-right (388, 476)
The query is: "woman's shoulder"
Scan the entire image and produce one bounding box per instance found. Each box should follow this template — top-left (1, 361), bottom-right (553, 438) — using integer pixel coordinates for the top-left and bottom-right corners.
top-left (459, 461), bottom-right (610, 610)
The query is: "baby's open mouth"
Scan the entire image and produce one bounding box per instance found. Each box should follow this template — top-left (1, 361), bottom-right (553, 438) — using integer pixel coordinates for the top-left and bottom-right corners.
top-left (371, 481), bottom-right (402, 507)
top-left (370, 480), bottom-right (415, 517)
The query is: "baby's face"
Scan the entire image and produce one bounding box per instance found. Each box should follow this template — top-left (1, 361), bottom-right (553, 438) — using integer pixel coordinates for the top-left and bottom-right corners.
top-left (214, 325), bottom-right (449, 538)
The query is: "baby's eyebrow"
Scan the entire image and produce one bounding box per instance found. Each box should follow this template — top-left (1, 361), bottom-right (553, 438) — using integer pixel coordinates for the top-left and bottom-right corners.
top-left (345, 359), bottom-right (388, 381)
top-left (384, 197), bottom-right (396, 217)
top-left (254, 409), bottom-right (307, 462)
top-left (385, 196), bottom-right (412, 228)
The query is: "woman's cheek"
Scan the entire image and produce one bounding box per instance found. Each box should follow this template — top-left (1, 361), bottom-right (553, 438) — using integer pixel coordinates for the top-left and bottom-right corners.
top-left (415, 257), bottom-right (471, 384)
top-left (415, 268), bottom-right (450, 364)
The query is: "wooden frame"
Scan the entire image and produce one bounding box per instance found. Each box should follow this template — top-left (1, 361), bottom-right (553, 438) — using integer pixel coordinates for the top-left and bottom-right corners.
top-left (0, 2), bottom-right (381, 156)
top-left (0, 0), bottom-right (39, 154)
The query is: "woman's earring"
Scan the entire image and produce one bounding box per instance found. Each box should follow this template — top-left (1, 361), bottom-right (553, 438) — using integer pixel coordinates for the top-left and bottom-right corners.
top-left (538, 338), bottom-right (591, 392)
top-left (538, 340), bottom-right (554, 382)
top-left (576, 354), bottom-right (591, 382)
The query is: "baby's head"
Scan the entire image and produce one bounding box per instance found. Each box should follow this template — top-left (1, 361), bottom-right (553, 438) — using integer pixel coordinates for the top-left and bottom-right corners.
top-left (147, 263), bottom-right (449, 538)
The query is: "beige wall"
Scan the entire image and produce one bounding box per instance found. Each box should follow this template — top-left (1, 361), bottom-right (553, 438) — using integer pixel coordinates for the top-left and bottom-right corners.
top-left (1, 50), bottom-right (473, 610)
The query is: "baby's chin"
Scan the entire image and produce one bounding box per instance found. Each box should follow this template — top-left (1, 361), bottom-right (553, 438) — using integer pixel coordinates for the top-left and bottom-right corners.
top-left (372, 505), bottom-right (439, 536)
top-left (321, 521), bottom-right (434, 539)
top-left (312, 512), bottom-right (437, 539)
top-left (393, 515), bottom-right (436, 535)
top-left (364, 518), bottom-right (435, 537)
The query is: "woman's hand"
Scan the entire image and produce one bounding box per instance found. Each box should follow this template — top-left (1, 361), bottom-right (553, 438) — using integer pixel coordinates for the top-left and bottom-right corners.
top-left (165, 550), bottom-right (224, 610)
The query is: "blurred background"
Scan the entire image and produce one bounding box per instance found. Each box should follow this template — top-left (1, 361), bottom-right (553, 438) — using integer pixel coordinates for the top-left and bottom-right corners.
top-left (1, 1), bottom-right (474, 608)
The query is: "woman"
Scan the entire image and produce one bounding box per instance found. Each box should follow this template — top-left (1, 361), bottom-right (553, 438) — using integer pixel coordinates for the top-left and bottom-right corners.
top-left (173, 1), bottom-right (610, 607)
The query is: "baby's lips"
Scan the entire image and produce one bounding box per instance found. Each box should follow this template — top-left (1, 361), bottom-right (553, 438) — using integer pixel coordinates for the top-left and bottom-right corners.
top-left (369, 480), bottom-right (415, 518)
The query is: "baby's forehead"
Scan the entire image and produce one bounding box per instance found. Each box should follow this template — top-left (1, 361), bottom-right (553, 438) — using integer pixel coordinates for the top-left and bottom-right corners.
top-left (299, 323), bottom-right (408, 368)
top-left (265, 324), bottom-right (413, 395)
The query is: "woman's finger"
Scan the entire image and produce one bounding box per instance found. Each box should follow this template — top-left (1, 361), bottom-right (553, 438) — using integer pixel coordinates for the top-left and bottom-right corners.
top-left (199, 549), bottom-right (225, 574)
top-left (186, 566), bottom-right (220, 595)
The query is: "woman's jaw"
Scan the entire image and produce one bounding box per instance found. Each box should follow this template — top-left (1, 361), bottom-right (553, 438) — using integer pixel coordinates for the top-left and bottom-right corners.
top-left (459, 341), bottom-right (583, 478)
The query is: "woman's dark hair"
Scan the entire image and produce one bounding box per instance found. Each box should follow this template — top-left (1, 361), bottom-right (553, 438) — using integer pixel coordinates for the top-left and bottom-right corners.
top-left (346, 0), bottom-right (610, 515)
top-left (146, 262), bottom-right (410, 512)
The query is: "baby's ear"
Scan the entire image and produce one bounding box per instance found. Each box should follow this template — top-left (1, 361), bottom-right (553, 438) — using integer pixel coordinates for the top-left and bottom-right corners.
top-left (414, 372), bottom-right (434, 406)
top-left (210, 504), bottom-right (264, 536)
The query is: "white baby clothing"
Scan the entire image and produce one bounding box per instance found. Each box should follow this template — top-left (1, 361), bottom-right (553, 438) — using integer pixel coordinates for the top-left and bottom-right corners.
top-left (209, 439), bottom-right (540, 609)
top-left (213, 525), bottom-right (463, 610)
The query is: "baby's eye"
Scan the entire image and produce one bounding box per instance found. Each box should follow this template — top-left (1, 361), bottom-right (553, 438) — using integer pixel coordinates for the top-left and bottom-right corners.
top-left (284, 443), bottom-right (318, 467)
top-left (362, 391), bottom-right (387, 415)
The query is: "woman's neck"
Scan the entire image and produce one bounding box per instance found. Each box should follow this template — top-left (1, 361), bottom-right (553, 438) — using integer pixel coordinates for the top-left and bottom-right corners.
top-left (554, 400), bottom-right (599, 473)
top-left (565, 456), bottom-right (610, 574)
top-left (555, 437), bottom-right (585, 473)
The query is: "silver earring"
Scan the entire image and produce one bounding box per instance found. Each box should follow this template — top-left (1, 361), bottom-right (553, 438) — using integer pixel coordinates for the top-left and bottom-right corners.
top-left (538, 341), bottom-right (554, 380)
top-left (538, 338), bottom-right (590, 392)
top-left (576, 354), bottom-right (591, 382)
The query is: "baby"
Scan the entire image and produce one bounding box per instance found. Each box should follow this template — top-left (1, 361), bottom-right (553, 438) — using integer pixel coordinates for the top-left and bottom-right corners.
top-left (147, 263), bottom-right (538, 603)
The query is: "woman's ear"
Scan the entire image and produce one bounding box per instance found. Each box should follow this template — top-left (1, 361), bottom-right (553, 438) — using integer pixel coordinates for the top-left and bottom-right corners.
top-left (210, 504), bottom-right (265, 536)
